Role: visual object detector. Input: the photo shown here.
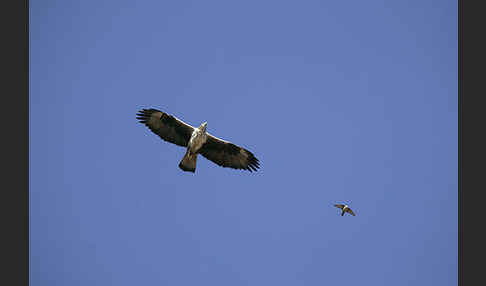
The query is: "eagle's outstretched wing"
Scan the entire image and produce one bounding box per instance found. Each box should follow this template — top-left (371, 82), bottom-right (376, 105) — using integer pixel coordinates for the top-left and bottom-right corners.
top-left (334, 204), bottom-right (345, 209)
top-left (346, 208), bottom-right (356, 216)
top-left (199, 134), bottom-right (260, 172)
top-left (136, 108), bottom-right (194, 147)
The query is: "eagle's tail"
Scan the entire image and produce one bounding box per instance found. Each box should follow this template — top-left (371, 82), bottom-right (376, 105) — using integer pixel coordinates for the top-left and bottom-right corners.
top-left (179, 149), bottom-right (197, 173)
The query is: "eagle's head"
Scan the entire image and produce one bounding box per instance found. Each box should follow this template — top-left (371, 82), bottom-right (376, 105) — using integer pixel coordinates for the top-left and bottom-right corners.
top-left (199, 122), bottom-right (208, 132)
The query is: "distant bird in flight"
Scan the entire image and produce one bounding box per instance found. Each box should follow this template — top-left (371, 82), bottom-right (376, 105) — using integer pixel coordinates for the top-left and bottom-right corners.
top-left (136, 108), bottom-right (260, 173)
top-left (334, 204), bottom-right (355, 216)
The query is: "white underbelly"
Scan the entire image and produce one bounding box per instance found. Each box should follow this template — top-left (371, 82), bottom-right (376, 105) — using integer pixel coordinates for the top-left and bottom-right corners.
top-left (188, 131), bottom-right (207, 153)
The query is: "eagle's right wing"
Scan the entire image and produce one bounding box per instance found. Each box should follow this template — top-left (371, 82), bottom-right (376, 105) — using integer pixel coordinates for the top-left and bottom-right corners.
top-left (136, 108), bottom-right (195, 147)
top-left (334, 204), bottom-right (345, 209)
top-left (199, 134), bottom-right (260, 172)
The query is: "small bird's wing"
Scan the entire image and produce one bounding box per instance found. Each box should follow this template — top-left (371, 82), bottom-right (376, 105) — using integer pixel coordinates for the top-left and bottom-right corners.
top-left (346, 208), bottom-right (356, 216)
top-left (136, 108), bottom-right (195, 147)
top-left (334, 204), bottom-right (345, 209)
top-left (199, 133), bottom-right (260, 172)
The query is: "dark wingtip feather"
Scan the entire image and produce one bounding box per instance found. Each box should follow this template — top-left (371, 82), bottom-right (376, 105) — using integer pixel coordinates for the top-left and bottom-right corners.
top-left (244, 151), bottom-right (260, 172)
top-left (136, 108), bottom-right (161, 124)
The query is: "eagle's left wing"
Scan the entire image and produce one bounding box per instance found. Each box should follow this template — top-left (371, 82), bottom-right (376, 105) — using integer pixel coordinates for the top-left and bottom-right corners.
top-left (136, 108), bottom-right (194, 147)
top-left (334, 204), bottom-right (345, 209)
top-left (199, 134), bottom-right (260, 172)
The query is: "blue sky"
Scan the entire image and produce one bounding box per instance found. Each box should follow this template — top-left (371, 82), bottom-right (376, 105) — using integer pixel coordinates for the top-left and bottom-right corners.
top-left (30, 1), bottom-right (457, 285)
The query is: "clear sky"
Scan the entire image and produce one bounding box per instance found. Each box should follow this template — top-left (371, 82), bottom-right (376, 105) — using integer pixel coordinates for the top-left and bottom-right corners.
top-left (30, 1), bottom-right (457, 285)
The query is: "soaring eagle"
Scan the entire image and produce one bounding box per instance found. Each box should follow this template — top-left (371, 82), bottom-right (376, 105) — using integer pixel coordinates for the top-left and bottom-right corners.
top-left (136, 108), bottom-right (260, 173)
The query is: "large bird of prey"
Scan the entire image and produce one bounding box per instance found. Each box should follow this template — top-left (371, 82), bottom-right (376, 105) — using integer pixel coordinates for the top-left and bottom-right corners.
top-left (136, 108), bottom-right (260, 173)
top-left (334, 204), bottom-right (356, 216)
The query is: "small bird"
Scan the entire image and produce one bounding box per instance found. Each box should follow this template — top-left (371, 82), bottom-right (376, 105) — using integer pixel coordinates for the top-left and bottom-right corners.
top-left (334, 204), bottom-right (355, 216)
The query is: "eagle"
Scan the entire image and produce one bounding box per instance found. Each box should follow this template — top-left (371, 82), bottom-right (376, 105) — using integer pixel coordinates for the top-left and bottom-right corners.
top-left (136, 108), bottom-right (260, 173)
top-left (334, 204), bottom-right (356, 216)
